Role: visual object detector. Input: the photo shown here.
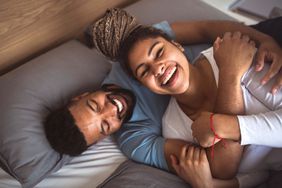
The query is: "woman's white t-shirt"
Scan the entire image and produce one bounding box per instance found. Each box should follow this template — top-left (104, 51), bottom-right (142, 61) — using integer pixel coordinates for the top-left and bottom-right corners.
top-left (162, 47), bottom-right (282, 188)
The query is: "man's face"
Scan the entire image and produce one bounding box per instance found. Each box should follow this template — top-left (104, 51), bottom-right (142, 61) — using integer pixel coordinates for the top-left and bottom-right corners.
top-left (68, 84), bottom-right (135, 146)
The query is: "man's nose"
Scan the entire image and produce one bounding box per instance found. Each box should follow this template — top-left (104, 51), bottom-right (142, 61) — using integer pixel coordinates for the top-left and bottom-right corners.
top-left (102, 101), bottom-right (118, 118)
top-left (151, 62), bottom-right (164, 77)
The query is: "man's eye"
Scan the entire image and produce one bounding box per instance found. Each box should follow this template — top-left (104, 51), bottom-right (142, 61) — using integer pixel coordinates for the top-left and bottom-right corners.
top-left (101, 121), bottom-right (110, 135)
top-left (156, 47), bottom-right (164, 58)
top-left (88, 99), bottom-right (99, 112)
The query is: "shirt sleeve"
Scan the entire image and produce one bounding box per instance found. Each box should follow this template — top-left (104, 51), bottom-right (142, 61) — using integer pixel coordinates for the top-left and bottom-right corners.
top-left (103, 62), bottom-right (170, 170)
top-left (115, 119), bottom-right (168, 170)
top-left (238, 109), bottom-right (282, 147)
top-left (238, 64), bottom-right (282, 147)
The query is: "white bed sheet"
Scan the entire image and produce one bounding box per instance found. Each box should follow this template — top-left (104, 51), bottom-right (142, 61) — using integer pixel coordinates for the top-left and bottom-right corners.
top-left (0, 137), bottom-right (126, 188)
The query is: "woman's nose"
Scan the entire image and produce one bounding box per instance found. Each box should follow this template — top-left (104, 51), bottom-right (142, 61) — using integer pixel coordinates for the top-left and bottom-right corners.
top-left (151, 62), bottom-right (164, 77)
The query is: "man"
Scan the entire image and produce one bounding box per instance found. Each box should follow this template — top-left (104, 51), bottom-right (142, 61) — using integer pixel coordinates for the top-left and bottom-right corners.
top-left (44, 84), bottom-right (135, 156)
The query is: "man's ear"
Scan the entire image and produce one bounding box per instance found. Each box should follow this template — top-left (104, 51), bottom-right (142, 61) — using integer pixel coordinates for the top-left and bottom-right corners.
top-left (171, 40), bottom-right (184, 52)
top-left (71, 92), bottom-right (90, 101)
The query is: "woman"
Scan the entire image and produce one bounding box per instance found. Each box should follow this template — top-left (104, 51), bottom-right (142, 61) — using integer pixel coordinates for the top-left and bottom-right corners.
top-left (93, 9), bottom-right (282, 188)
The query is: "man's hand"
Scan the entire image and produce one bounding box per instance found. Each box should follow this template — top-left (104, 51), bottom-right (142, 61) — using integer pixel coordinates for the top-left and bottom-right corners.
top-left (214, 31), bottom-right (282, 94)
top-left (213, 31), bottom-right (256, 79)
top-left (255, 38), bottom-right (282, 94)
top-left (171, 145), bottom-right (213, 188)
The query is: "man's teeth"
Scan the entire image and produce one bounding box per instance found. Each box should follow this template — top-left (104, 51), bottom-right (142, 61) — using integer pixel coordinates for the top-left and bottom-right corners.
top-left (162, 67), bottom-right (177, 85)
top-left (113, 99), bottom-right (123, 112)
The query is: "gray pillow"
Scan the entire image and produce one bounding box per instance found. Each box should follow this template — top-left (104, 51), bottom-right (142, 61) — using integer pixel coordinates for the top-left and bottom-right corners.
top-left (98, 160), bottom-right (190, 188)
top-left (0, 40), bottom-right (111, 188)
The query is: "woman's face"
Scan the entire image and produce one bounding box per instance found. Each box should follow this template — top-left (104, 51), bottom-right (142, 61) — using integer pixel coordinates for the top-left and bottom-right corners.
top-left (128, 37), bottom-right (190, 95)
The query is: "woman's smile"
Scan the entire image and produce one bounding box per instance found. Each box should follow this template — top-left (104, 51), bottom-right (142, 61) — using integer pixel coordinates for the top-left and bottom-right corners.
top-left (160, 65), bottom-right (179, 87)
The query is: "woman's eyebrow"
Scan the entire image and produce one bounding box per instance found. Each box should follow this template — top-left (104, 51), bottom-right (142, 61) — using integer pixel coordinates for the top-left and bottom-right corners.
top-left (135, 41), bottom-right (160, 76)
top-left (148, 41), bottom-right (160, 56)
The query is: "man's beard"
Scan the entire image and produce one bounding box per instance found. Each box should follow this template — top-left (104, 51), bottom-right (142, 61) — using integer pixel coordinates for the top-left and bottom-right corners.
top-left (101, 84), bottom-right (136, 122)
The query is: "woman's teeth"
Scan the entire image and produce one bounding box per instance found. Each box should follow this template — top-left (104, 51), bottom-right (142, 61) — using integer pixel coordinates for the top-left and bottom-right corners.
top-left (113, 99), bottom-right (123, 112)
top-left (162, 66), bottom-right (177, 85)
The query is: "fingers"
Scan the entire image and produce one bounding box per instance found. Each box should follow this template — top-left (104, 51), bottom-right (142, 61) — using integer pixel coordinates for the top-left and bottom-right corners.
top-left (261, 55), bottom-right (280, 85)
top-left (187, 145), bottom-right (194, 161)
top-left (199, 148), bottom-right (208, 161)
top-left (170, 154), bottom-right (180, 173)
top-left (222, 32), bottom-right (254, 46)
top-left (255, 48), bottom-right (267, 72)
top-left (223, 32), bottom-right (232, 40)
top-left (213, 37), bottom-right (222, 51)
top-left (242, 34), bottom-right (250, 43)
top-left (233, 31), bottom-right (242, 39)
top-left (179, 144), bottom-right (200, 162)
top-left (193, 147), bottom-right (200, 162)
top-left (271, 72), bottom-right (282, 94)
top-left (170, 154), bottom-right (178, 165)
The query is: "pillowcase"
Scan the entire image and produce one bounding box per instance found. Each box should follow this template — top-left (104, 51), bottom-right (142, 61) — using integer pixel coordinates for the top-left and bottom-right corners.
top-left (97, 160), bottom-right (190, 188)
top-left (0, 40), bottom-right (111, 188)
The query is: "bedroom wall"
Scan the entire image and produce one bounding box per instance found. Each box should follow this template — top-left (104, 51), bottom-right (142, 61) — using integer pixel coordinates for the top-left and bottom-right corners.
top-left (0, 0), bottom-right (138, 75)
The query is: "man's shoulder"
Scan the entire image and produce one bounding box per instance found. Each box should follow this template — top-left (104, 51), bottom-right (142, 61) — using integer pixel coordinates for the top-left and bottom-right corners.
top-left (102, 63), bottom-right (136, 89)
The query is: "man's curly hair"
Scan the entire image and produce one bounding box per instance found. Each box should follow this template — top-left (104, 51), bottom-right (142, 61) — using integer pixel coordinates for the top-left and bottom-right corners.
top-left (44, 107), bottom-right (87, 156)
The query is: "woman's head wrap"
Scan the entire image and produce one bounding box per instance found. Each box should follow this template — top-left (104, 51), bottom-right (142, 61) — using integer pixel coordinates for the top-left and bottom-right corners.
top-left (92, 8), bottom-right (140, 61)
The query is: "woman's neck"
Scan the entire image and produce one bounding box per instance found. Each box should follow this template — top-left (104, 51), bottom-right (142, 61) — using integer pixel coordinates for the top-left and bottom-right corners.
top-left (173, 57), bottom-right (217, 116)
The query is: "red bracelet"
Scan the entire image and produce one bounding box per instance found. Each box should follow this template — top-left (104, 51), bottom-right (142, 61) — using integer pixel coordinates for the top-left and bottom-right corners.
top-left (210, 113), bottom-right (226, 160)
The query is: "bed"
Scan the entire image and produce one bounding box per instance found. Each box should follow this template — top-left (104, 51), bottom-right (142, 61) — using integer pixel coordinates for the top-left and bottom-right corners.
top-left (1, 0), bottom-right (271, 187)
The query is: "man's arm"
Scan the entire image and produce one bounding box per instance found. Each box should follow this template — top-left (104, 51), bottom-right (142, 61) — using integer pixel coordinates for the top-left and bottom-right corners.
top-left (203, 32), bottom-right (255, 178)
top-left (171, 20), bottom-right (270, 46)
top-left (207, 110), bottom-right (282, 148)
top-left (171, 20), bottom-right (282, 93)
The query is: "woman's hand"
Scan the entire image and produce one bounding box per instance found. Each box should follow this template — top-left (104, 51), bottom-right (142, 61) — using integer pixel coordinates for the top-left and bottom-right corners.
top-left (171, 145), bottom-right (213, 188)
top-left (213, 31), bottom-right (256, 80)
top-left (191, 112), bottom-right (217, 148)
top-left (255, 37), bottom-right (282, 94)
top-left (191, 112), bottom-right (241, 148)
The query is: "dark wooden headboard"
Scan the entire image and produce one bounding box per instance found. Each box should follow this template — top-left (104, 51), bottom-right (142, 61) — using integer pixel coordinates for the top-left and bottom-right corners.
top-left (0, 0), bottom-right (138, 75)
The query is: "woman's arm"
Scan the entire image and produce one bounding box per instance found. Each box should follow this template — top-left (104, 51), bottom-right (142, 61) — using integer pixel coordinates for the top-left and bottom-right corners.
top-left (170, 144), bottom-right (239, 188)
top-left (164, 137), bottom-right (242, 179)
top-left (170, 145), bottom-right (269, 188)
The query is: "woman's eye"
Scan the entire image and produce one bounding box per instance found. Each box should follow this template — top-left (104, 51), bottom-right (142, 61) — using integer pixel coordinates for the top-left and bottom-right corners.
top-left (156, 47), bottom-right (164, 58)
top-left (141, 67), bottom-right (149, 78)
